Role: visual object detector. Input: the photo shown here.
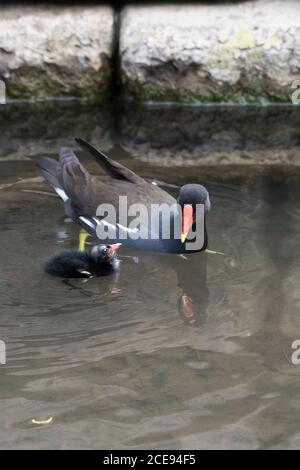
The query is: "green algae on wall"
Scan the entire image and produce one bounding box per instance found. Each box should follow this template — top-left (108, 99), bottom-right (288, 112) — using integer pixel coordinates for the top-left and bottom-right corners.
top-left (120, 2), bottom-right (300, 104)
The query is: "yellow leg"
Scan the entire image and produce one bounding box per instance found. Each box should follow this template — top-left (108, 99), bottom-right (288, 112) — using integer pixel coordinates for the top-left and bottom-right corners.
top-left (78, 229), bottom-right (91, 252)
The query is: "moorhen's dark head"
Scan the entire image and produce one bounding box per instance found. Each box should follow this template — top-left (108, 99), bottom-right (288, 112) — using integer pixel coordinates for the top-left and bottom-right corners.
top-left (90, 243), bottom-right (122, 265)
top-left (177, 184), bottom-right (210, 243)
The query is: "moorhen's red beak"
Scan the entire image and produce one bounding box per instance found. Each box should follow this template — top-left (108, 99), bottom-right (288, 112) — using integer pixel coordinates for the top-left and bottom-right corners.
top-left (107, 243), bottom-right (122, 257)
top-left (181, 204), bottom-right (194, 243)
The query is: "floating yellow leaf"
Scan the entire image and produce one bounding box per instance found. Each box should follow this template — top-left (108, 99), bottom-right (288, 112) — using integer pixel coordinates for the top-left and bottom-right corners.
top-left (32, 416), bottom-right (53, 425)
top-left (205, 249), bottom-right (226, 256)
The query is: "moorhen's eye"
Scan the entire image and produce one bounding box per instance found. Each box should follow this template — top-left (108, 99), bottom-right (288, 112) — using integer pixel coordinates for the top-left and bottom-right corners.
top-left (102, 247), bottom-right (108, 254)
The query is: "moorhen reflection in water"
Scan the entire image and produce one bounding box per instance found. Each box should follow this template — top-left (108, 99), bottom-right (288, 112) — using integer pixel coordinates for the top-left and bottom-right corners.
top-left (172, 253), bottom-right (209, 325)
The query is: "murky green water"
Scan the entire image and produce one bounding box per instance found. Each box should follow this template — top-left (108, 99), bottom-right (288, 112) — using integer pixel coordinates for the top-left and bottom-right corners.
top-left (1, 103), bottom-right (300, 449)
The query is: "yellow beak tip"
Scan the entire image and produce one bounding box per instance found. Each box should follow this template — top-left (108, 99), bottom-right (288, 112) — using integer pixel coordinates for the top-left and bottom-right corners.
top-left (181, 234), bottom-right (187, 244)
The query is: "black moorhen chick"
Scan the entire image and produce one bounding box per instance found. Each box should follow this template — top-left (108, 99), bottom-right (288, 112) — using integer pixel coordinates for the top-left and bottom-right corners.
top-left (43, 243), bottom-right (121, 278)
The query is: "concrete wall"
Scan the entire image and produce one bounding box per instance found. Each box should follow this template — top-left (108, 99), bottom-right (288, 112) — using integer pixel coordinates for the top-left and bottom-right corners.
top-left (0, 6), bottom-right (115, 101)
top-left (0, 1), bottom-right (300, 104)
top-left (120, 1), bottom-right (300, 103)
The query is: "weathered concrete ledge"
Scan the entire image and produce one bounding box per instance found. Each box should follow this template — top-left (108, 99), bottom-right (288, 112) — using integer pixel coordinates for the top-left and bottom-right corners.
top-left (0, 6), bottom-right (115, 101)
top-left (120, 0), bottom-right (300, 103)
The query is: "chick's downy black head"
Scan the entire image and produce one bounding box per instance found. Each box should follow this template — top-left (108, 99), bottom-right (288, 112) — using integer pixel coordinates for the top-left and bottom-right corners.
top-left (90, 243), bottom-right (121, 264)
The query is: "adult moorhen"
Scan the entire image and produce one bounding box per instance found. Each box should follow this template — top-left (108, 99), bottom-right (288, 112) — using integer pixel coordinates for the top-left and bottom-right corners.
top-left (37, 139), bottom-right (210, 253)
top-left (43, 243), bottom-right (121, 278)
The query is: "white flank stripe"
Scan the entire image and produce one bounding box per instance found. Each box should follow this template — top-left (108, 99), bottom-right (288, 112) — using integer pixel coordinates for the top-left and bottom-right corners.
top-left (54, 187), bottom-right (69, 202)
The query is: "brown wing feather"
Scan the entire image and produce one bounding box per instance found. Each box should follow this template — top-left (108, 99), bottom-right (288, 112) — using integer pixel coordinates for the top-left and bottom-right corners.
top-left (75, 138), bottom-right (143, 184)
top-left (46, 142), bottom-right (176, 220)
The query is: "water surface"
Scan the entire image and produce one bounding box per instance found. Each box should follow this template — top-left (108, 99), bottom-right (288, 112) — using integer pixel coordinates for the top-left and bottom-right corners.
top-left (1, 103), bottom-right (300, 449)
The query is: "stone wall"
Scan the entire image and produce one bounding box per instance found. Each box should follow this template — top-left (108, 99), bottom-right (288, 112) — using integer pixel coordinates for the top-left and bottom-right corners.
top-left (120, 1), bottom-right (300, 103)
top-left (0, 6), bottom-right (115, 101)
top-left (0, 1), bottom-right (300, 103)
